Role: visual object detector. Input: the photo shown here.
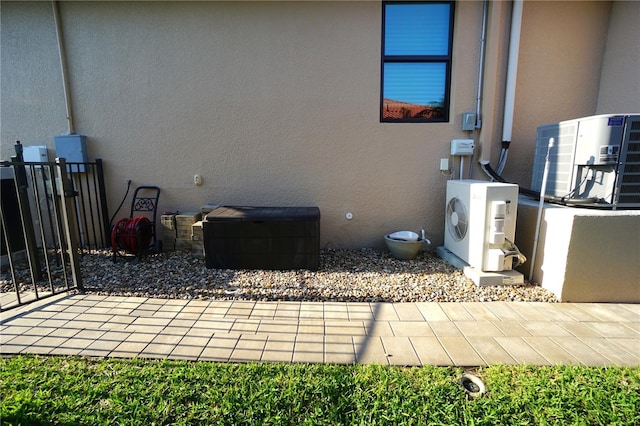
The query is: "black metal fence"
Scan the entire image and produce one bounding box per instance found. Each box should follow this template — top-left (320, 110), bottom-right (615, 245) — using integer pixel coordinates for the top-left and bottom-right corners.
top-left (1, 142), bottom-right (110, 311)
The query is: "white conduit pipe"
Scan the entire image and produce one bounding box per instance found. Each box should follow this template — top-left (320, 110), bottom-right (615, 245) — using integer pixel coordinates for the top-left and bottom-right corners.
top-left (474, 0), bottom-right (489, 129)
top-left (502, 0), bottom-right (522, 144)
top-left (497, 0), bottom-right (523, 175)
top-left (529, 137), bottom-right (554, 282)
top-left (53, 1), bottom-right (74, 134)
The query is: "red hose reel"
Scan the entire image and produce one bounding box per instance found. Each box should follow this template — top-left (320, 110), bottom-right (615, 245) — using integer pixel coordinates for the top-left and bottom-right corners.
top-left (111, 216), bottom-right (153, 255)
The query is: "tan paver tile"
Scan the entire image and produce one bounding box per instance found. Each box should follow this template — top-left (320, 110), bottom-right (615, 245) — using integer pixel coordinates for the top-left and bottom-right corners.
top-left (231, 319), bottom-right (260, 334)
top-left (325, 335), bottom-right (356, 364)
top-left (429, 321), bottom-right (463, 337)
top-left (191, 319), bottom-right (234, 333)
top-left (124, 332), bottom-right (157, 344)
top-left (466, 336), bottom-right (517, 365)
top-left (585, 322), bottom-right (639, 338)
top-left (1, 344), bottom-right (28, 354)
top-left (250, 302), bottom-right (277, 319)
top-left (293, 335), bottom-right (324, 363)
top-left (354, 336), bottom-right (389, 364)
top-left (607, 338), bottom-right (640, 359)
top-left (200, 346), bottom-right (233, 362)
top-left (577, 304), bottom-right (637, 322)
top-left (22, 326), bottom-right (62, 337)
top-left (555, 304), bottom-right (602, 322)
top-left (558, 321), bottom-right (606, 337)
top-left (4, 317), bottom-right (45, 327)
top-left (321, 302), bottom-right (347, 319)
top-left (365, 321), bottom-right (394, 337)
top-left (262, 335), bottom-right (295, 363)
top-left (170, 336), bottom-right (210, 360)
top-left (415, 303), bottom-right (449, 321)
top-left (168, 319), bottom-right (197, 328)
top-left (230, 334), bottom-right (267, 362)
top-left (576, 337), bottom-right (640, 366)
top-left (347, 303), bottom-right (373, 321)
top-left (325, 320), bottom-right (365, 336)
top-left (101, 315), bottom-right (136, 330)
top-left (523, 337), bottom-right (580, 365)
top-left (142, 343), bottom-right (178, 358)
top-left (455, 321), bottom-right (504, 338)
top-left (0, 326), bottom-right (32, 343)
top-left (258, 320), bottom-right (298, 334)
top-left (390, 321), bottom-right (434, 337)
top-left (521, 321), bottom-right (574, 337)
top-left (439, 303), bottom-right (475, 321)
top-left (149, 332), bottom-right (183, 345)
top-left (3, 334), bottom-right (43, 346)
top-left (370, 303), bottom-right (400, 321)
top-left (299, 302), bottom-right (325, 320)
top-left (324, 310), bottom-right (349, 320)
top-left (438, 336), bottom-right (485, 366)
top-left (297, 320), bottom-right (324, 335)
top-left (129, 317), bottom-right (172, 327)
top-left (507, 302), bottom-right (552, 321)
top-left (38, 319), bottom-right (71, 328)
top-left (83, 338), bottom-right (122, 353)
top-left (381, 336), bottom-right (420, 366)
top-left (394, 303), bottom-right (425, 321)
top-left (411, 336), bottom-right (452, 366)
top-left (494, 337), bottom-right (549, 365)
top-left (550, 336), bottom-right (616, 366)
top-left (226, 301), bottom-right (256, 318)
top-left (490, 321), bottom-right (531, 337)
top-left (529, 303), bottom-right (580, 322)
top-left (617, 304), bottom-right (640, 316)
top-left (274, 304), bottom-right (301, 320)
top-left (460, 303), bottom-right (500, 321)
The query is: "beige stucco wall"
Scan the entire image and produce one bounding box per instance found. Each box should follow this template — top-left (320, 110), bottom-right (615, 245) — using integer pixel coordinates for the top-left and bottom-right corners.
top-left (505, 0), bottom-right (612, 186)
top-left (597, 0), bottom-right (640, 113)
top-left (1, 1), bottom-right (634, 249)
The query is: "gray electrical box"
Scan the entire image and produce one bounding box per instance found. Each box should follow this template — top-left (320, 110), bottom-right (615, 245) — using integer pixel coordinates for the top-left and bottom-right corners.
top-left (462, 112), bottom-right (476, 131)
top-left (54, 134), bottom-right (88, 172)
top-left (23, 145), bottom-right (49, 166)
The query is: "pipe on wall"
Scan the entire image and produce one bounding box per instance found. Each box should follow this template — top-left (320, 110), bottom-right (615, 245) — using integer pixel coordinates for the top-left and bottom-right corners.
top-left (474, 0), bottom-right (489, 129)
top-left (502, 0), bottom-right (522, 144)
top-left (52, 0), bottom-right (74, 134)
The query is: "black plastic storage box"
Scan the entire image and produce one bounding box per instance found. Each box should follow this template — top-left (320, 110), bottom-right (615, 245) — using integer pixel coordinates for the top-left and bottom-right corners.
top-left (203, 206), bottom-right (320, 270)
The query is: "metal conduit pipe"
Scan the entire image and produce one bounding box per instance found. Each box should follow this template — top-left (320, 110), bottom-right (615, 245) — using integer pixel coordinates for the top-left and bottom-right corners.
top-left (53, 1), bottom-right (74, 134)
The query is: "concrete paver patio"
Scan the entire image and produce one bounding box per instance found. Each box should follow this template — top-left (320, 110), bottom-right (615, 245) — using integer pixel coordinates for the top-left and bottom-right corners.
top-left (1, 293), bottom-right (639, 367)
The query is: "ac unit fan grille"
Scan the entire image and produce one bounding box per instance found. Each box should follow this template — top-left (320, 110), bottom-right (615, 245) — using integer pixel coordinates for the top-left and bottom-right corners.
top-left (446, 197), bottom-right (468, 241)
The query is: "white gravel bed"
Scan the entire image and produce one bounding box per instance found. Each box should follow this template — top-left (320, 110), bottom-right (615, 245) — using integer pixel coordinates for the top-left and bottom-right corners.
top-left (76, 248), bottom-right (557, 303)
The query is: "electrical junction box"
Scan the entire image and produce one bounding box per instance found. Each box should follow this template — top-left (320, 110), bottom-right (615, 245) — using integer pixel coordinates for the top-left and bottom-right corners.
top-left (22, 145), bottom-right (49, 167)
top-left (462, 112), bottom-right (476, 131)
top-left (451, 139), bottom-right (475, 156)
top-left (54, 134), bottom-right (88, 172)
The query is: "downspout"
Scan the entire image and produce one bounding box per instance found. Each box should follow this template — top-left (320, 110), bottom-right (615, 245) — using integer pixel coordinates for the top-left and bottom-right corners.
top-left (497, 0), bottom-right (523, 175)
top-left (53, 0), bottom-right (74, 134)
top-left (475, 0), bottom-right (489, 129)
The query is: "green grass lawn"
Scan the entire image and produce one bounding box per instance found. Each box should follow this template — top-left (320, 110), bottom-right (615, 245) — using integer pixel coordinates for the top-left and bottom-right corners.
top-left (1, 355), bottom-right (639, 425)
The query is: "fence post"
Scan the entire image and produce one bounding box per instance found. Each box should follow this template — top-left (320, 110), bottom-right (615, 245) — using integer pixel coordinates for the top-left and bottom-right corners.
top-left (95, 159), bottom-right (110, 247)
top-left (11, 141), bottom-right (42, 281)
top-left (55, 158), bottom-right (84, 292)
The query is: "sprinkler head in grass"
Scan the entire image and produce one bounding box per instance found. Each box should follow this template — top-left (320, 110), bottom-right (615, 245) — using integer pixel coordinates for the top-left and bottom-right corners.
top-left (459, 372), bottom-right (485, 399)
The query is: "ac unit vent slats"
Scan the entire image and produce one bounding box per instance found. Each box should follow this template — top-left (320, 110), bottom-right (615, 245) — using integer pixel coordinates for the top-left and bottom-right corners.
top-left (532, 114), bottom-right (640, 208)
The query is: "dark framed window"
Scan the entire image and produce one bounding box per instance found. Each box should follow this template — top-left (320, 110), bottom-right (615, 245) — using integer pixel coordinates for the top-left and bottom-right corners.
top-left (381, 1), bottom-right (454, 122)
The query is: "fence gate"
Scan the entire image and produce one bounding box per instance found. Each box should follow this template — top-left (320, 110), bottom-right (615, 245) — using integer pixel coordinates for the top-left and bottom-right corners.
top-left (1, 143), bottom-right (110, 311)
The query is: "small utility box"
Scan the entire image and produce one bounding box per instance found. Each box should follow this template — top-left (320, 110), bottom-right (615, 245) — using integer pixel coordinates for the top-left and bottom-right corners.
top-left (54, 134), bottom-right (88, 171)
top-left (203, 206), bottom-right (320, 271)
